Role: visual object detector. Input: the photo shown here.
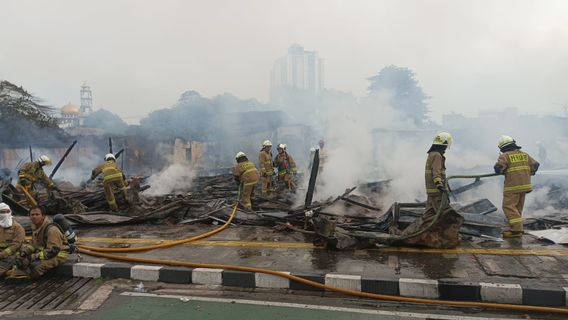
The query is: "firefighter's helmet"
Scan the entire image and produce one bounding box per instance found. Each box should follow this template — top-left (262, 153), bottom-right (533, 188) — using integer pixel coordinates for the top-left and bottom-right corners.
top-left (498, 135), bottom-right (516, 149)
top-left (432, 131), bottom-right (453, 149)
top-left (38, 155), bottom-right (52, 166)
top-left (105, 153), bottom-right (116, 161)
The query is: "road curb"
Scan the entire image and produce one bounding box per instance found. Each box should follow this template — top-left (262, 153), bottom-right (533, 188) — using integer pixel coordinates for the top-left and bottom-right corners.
top-left (56, 262), bottom-right (567, 307)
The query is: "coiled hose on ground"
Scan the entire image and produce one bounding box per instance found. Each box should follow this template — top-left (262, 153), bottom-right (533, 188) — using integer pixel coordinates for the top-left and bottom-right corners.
top-left (78, 173), bottom-right (568, 315)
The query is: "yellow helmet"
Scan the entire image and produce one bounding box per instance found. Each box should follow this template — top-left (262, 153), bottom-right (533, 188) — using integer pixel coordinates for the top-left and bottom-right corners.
top-left (498, 135), bottom-right (515, 148)
top-left (262, 140), bottom-right (272, 147)
top-left (38, 155), bottom-right (52, 166)
top-left (432, 131), bottom-right (453, 148)
top-left (235, 152), bottom-right (246, 160)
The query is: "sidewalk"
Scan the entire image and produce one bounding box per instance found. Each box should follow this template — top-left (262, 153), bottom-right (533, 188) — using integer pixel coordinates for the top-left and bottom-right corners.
top-left (60, 224), bottom-right (568, 307)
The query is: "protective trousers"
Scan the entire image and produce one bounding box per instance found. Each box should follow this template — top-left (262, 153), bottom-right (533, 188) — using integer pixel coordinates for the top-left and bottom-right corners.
top-left (240, 183), bottom-right (256, 209)
top-left (422, 195), bottom-right (448, 221)
top-left (104, 178), bottom-right (127, 210)
top-left (502, 192), bottom-right (526, 232)
top-left (29, 257), bottom-right (66, 279)
top-left (261, 175), bottom-right (272, 196)
top-left (0, 256), bottom-right (15, 276)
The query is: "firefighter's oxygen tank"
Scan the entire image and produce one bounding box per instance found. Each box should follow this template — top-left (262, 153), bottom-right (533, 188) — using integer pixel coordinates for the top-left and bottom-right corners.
top-left (54, 214), bottom-right (77, 252)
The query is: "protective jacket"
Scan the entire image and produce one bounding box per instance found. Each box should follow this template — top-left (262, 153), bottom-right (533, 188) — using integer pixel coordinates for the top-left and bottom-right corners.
top-left (31, 217), bottom-right (69, 261)
top-left (425, 151), bottom-right (446, 195)
top-left (274, 152), bottom-right (297, 175)
top-left (233, 161), bottom-right (260, 186)
top-left (258, 150), bottom-right (274, 176)
top-left (91, 160), bottom-right (125, 183)
top-left (17, 162), bottom-right (54, 189)
top-left (494, 150), bottom-right (539, 194)
top-left (0, 220), bottom-right (25, 258)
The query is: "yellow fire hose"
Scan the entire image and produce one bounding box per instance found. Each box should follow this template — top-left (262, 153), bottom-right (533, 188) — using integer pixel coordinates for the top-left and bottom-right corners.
top-left (76, 202), bottom-right (568, 314)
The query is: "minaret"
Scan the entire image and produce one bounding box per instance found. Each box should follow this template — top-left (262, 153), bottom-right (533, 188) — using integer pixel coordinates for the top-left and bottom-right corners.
top-left (80, 81), bottom-right (93, 115)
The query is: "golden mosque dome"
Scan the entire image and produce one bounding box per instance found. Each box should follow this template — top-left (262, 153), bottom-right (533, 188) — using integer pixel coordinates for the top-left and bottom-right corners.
top-left (61, 102), bottom-right (80, 115)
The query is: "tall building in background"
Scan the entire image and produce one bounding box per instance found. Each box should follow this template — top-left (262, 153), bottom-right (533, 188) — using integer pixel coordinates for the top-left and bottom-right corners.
top-left (80, 81), bottom-right (94, 115)
top-left (59, 81), bottom-right (95, 128)
top-left (270, 44), bottom-right (324, 97)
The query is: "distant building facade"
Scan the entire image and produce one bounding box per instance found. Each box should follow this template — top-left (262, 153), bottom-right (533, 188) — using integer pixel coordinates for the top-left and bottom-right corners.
top-left (58, 82), bottom-right (94, 129)
top-left (270, 44), bottom-right (324, 96)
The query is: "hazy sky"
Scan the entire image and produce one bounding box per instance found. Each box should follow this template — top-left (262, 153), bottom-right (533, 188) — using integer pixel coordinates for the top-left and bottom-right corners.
top-left (1, 0), bottom-right (567, 123)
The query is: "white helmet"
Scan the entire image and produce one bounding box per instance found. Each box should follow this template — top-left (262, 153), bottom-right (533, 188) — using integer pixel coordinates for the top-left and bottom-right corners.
top-left (498, 135), bottom-right (515, 149)
top-left (432, 131), bottom-right (453, 149)
top-left (277, 143), bottom-right (286, 150)
top-left (262, 140), bottom-right (272, 147)
top-left (309, 147), bottom-right (316, 153)
top-left (235, 151), bottom-right (246, 160)
top-left (105, 153), bottom-right (116, 161)
top-left (38, 155), bottom-right (52, 166)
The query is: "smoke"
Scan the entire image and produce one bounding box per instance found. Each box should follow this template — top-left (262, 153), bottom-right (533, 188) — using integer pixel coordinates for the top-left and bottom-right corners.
top-left (145, 163), bottom-right (196, 196)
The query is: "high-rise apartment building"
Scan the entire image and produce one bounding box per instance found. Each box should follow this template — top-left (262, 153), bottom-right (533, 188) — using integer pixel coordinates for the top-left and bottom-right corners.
top-left (270, 44), bottom-right (324, 96)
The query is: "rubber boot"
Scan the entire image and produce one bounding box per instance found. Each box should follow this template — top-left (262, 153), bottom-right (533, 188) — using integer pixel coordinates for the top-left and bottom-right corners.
top-left (5, 267), bottom-right (31, 284)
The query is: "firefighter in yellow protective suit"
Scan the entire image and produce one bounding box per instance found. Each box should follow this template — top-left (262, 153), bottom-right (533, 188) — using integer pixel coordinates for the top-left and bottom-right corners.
top-left (493, 136), bottom-right (539, 238)
top-left (16, 155), bottom-right (59, 205)
top-left (233, 152), bottom-right (260, 209)
top-left (0, 203), bottom-right (25, 277)
top-left (91, 153), bottom-right (128, 211)
top-left (258, 140), bottom-right (274, 197)
top-left (423, 131), bottom-right (453, 220)
top-left (7, 206), bottom-right (68, 281)
top-left (274, 144), bottom-right (297, 191)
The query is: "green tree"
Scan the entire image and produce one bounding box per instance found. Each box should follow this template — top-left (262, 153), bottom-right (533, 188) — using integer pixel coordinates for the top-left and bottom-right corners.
top-left (367, 65), bottom-right (430, 126)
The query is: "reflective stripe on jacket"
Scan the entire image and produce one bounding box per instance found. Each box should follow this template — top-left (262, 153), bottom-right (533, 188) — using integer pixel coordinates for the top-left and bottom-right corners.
top-left (17, 162), bottom-right (54, 188)
top-left (494, 150), bottom-right (539, 194)
top-left (92, 161), bottom-right (125, 183)
top-left (425, 151), bottom-right (446, 195)
top-left (233, 161), bottom-right (260, 186)
top-left (258, 150), bottom-right (273, 174)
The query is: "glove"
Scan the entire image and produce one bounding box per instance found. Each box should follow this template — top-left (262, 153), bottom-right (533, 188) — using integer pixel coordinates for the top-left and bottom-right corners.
top-left (16, 254), bottom-right (30, 269)
top-left (436, 183), bottom-right (447, 193)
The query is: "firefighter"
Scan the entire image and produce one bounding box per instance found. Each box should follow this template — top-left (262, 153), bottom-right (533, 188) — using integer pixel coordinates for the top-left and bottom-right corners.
top-left (233, 152), bottom-right (260, 209)
top-left (0, 203), bottom-right (25, 277)
top-left (493, 136), bottom-right (539, 238)
top-left (7, 206), bottom-right (68, 281)
top-left (274, 144), bottom-right (297, 191)
top-left (423, 131), bottom-right (453, 220)
top-left (258, 140), bottom-right (274, 197)
top-left (91, 153), bottom-right (128, 211)
top-left (16, 155), bottom-right (59, 205)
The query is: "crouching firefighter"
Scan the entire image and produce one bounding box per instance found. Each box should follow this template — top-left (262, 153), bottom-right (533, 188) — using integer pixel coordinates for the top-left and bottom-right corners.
top-left (233, 152), bottom-right (260, 210)
top-left (91, 153), bottom-right (128, 211)
top-left (16, 155), bottom-right (60, 205)
top-left (494, 136), bottom-right (539, 238)
top-left (7, 206), bottom-right (69, 281)
top-left (0, 203), bottom-right (25, 277)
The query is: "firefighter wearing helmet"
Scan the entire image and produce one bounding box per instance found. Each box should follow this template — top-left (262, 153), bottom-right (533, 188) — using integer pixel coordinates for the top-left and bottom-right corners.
top-left (233, 152), bottom-right (260, 209)
top-left (274, 144), bottom-right (298, 191)
top-left (258, 140), bottom-right (274, 196)
top-left (91, 153), bottom-right (128, 211)
top-left (16, 155), bottom-right (60, 205)
top-left (423, 131), bottom-right (453, 219)
top-left (493, 136), bottom-right (539, 238)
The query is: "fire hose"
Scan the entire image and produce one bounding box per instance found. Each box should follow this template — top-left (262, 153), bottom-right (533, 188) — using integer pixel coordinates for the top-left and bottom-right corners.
top-left (77, 173), bottom-right (568, 314)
